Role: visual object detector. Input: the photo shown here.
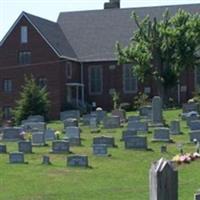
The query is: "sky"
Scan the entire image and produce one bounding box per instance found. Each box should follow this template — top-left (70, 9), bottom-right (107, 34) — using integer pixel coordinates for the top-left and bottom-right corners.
top-left (0, 0), bottom-right (200, 40)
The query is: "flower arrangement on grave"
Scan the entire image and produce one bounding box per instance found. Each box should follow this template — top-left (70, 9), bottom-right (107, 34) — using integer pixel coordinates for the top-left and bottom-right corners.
top-left (23, 132), bottom-right (32, 141)
top-left (172, 152), bottom-right (200, 164)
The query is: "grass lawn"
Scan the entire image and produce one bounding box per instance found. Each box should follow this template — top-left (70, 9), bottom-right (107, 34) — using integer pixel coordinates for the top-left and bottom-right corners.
top-left (0, 109), bottom-right (200, 200)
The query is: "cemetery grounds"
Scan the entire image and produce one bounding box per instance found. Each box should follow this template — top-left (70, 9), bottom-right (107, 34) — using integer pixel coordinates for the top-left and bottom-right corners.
top-left (0, 109), bottom-right (199, 200)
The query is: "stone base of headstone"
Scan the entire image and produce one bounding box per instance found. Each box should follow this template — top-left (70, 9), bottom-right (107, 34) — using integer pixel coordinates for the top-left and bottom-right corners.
top-left (69, 138), bottom-right (81, 146)
top-left (42, 155), bottom-right (51, 165)
top-left (152, 138), bottom-right (173, 143)
top-left (148, 122), bottom-right (164, 128)
top-left (0, 144), bottom-right (7, 153)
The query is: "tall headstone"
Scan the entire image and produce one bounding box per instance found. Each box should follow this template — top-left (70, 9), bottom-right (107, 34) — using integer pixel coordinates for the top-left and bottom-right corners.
top-left (149, 158), bottom-right (178, 200)
top-left (152, 96), bottom-right (163, 124)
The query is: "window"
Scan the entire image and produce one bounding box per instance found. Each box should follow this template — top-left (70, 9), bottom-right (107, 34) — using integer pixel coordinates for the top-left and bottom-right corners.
top-left (89, 65), bottom-right (103, 95)
top-left (38, 77), bottom-right (47, 88)
top-left (3, 79), bottom-right (12, 93)
top-left (21, 26), bottom-right (28, 43)
top-left (65, 62), bottom-right (72, 79)
top-left (3, 106), bottom-right (12, 120)
top-left (123, 64), bottom-right (137, 93)
top-left (19, 51), bottom-right (31, 65)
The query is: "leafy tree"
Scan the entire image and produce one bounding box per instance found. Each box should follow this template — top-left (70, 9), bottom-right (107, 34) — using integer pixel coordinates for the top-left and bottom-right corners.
top-left (116, 9), bottom-right (200, 103)
top-left (13, 75), bottom-right (50, 125)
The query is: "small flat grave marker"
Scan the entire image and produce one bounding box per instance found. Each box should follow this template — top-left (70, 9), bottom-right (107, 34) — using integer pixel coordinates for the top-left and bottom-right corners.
top-left (67, 155), bottom-right (88, 167)
top-left (93, 144), bottom-right (108, 156)
top-left (9, 152), bottom-right (25, 164)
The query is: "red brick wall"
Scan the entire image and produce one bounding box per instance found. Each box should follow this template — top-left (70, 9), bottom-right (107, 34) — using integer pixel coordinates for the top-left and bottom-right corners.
top-left (0, 16), bottom-right (66, 119)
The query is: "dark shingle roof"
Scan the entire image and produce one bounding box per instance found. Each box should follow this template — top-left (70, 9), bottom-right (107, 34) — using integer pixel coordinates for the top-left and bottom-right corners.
top-left (57, 3), bottom-right (200, 62)
top-left (24, 12), bottom-right (77, 60)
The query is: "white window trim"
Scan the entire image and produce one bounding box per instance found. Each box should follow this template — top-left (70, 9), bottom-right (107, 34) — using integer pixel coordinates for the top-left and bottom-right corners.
top-left (88, 65), bottom-right (103, 95)
top-left (21, 26), bottom-right (28, 43)
top-left (123, 64), bottom-right (138, 94)
top-left (3, 79), bottom-right (12, 93)
top-left (66, 62), bottom-right (72, 79)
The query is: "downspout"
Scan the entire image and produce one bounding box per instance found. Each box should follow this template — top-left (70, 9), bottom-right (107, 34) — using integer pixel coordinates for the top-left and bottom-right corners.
top-left (80, 62), bottom-right (84, 104)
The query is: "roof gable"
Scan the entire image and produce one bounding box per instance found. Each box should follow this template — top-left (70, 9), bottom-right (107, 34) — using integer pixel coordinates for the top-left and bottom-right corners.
top-left (0, 12), bottom-right (77, 61)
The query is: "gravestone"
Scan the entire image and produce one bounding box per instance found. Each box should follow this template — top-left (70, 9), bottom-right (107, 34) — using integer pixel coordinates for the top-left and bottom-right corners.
top-left (2, 127), bottom-right (23, 141)
top-left (93, 144), bottom-right (108, 156)
top-left (195, 193), bottom-right (200, 200)
top-left (68, 138), bottom-right (81, 146)
top-left (93, 136), bottom-right (115, 147)
top-left (149, 158), bottom-right (178, 200)
top-left (0, 144), bottom-right (7, 153)
top-left (111, 109), bottom-right (126, 122)
top-left (63, 118), bottom-right (78, 128)
top-left (52, 140), bottom-right (70, 153)
top-left (152, 96), bottom-right (163, 124)
top-left (65, 126), bottom-right (80, 139)
top-left (91, 110), bottom-right (107, 122)
top-left (127, 121), bottom-right (148, 132)
top-left (42, 155), bottom-right (51, 165)
top-left (189, 130), bottom-right (200, 142)
top-left (90, 117), bottom-right (99, 133)
top-left (67, 155), bottom-right (88, 167)
top-left (44, 128), bottom-right (56, 141)
top-left (9, 152), bottom-right (25, 164)
top-left (103, 116), bottom-right (120, 129)
top-left (161, 145), bottom-right (167, 153)
top-left (18, 141), bottom-right (32, 153)
top-left (22, 122), bottom-right (46, 132)
top-left (182, 102), bottom-right (199, 113)
top-left (128, 115), bottom-right (140, 122)
top-left (121, 130), bottom-right (137, 141)
top-left (82, 114), bottom-right (91, 125)
top-left (60, 110), bottom-right (80, 121)
top-left (152, 128), bottom-right (171, 142)
top-left (184, 111), bottom-right (199, 122)
top-left (124, 136), bottom-right (147, 150)
top-left (170, 120), bottom-right (181, 135)
top-left (139, 105), bottom-right (152, 119)
top-left (27, 115), bottom-right (44, 122)
top-left (189, 120), bottom-right (200, 130)
top-left (31, 132), bottom-right (45, 146)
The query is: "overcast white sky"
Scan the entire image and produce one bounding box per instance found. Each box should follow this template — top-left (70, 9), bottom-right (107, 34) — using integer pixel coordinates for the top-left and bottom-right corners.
top-left (0, 0), bottom-right (200, 40)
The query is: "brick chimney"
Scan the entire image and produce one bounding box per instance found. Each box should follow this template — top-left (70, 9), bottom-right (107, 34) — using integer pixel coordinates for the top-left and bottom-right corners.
top-left (104, 0), bottom-right (120, 9)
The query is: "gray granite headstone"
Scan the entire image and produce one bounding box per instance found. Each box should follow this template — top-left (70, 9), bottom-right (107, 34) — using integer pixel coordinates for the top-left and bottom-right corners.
top-left (189, 130), bottom-right (200, 142)
top-left (93, 144), bottom-right (108, 156)
top-left (42, 155), bottom-right (51, 165)
top-left (67, 155), bottom-right (88, 167)
top-left (90, 117), bottom-right (99, 132)
top-left (68, 138), bottom-right (81, 146)
top-left (152, 128), bottom-right (171, 142)
top-left (2, 127), bottom-right (23, 141)
top-left (18, 141), bottom-right (32, 153)
top-left (121, 130), bottom-right (137, 141)
top-left (127, 121), bottom-right (148, 132)
top-left (0, 144), bottom-right (7, 153)
top-left (124, 136), bottom-right (147, 150)
top-left (31, 132), bottom-right (45, 146)
top-left (22, 122), bottom-right (46, 132)
top-left (128, 115), bottom-right (140, 122)
top-left (64, 126), bottom-right (80, 139)
top-left (195, 193), bottom-right (200, 200)
top-left (103, 116), bottom-right (120, 129)
top-left (9, 152), bottom-right (25, 164)
top-left (44, 128), bottom-right (56, 141)
top-left (189, 120), bottom-right (200, 130)
top-left (152, 96), bottom-right (163, 124)
top-left (182, 102), bottom-right (199, 113)
top-left (60, 110), bottom-right (80, 121)
top-left (27, 115), bottom-right (44, 122)
top-left (82, 114), bottom-right (92, 125)
top-left (93, 136), bottom-right (115, 147)
top-left (63, 118), bottom-right (78, 128)
top-left (52, 140), bottom-right (70, 153)
top-left (149, 158), bottom-right (178, 200)
top-left (170, 120), bottom-right (181, 135)
top-left (139, 105), bottom-right (152, 119)
top-left (111, 109), bottom-right (126, 122)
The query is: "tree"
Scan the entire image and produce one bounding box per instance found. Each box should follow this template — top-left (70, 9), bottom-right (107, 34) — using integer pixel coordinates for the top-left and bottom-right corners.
top-left (116, 9), bottom-right (200, 103)
top-left (13, 75), bottom-right (50, 125)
